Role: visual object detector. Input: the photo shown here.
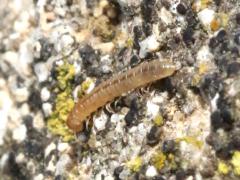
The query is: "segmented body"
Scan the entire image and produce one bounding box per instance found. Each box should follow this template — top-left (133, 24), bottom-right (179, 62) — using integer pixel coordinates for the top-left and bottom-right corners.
top-left (67, 59), bottom-right (176, 132)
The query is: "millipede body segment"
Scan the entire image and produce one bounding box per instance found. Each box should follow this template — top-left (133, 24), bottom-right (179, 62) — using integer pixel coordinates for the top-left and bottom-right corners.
top-left (67, 60), bottom-right (176, 132)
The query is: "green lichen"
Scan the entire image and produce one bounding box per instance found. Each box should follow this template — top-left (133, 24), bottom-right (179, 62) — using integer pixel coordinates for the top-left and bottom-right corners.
top-left (47, 61), bottom-right (75, 141)
top-left (218, 161), bottom-right (230, 175)
top-left (126, 156), bottom-right (143, 172)
top-left (151, 151), bottom-right (166, 170)
top-left (231, 151), bottom-right (240, 176)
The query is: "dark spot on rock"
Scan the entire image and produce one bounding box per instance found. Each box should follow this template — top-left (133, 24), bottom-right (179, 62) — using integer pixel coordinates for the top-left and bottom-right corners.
top-left (130, 55), bottom-right (140, 66)
top-left (209, 37), bottom-right (219, 49)
top-left (200, 73), bottom-right (222, 100)
top-left (153, 176), bottom-right (166, 180)
top-left (55, 175), bottom-right (64, 180)
top-left (200, 165), bottom-right (215, 178)
top-left (3, 152), bottom-right (29, 180)
top-left (236, 13), bottom-right (240, 25)
top-left (125, 109), bottom-right (138, 126)
top-left (234, 33), bottom-right (240, 45)
top-left (50, 61), bottom-right (58, 80)
top-left (121, 5), bottom-right (136, 20)
top-left (227, 62), bottom-right (240, 76)
top-left (86, 0), bottom-right (97, 9)
top-left (211, 110), bottom-right (233, 131)
top-left (113, 166), bottom-right (123, 180)
top-left (24, 139), bottom-right (44, 160)
top-left (230, 128), bottom-right (240, 149)
top-left (124, 98), bottom-right (140, 126)
top-left (73, 73), bottom-right (85, 86)
top-left (147, 126), bottom-right (162, 146)
top-left (141, 0), bottom-right (157, 23)
top-left (117, 47), bottom-right (128, 62)
top-left (35, 38), bottom-right (54, 62)
top-left (142, 23), bottom-right (152, 36)
top-left (103, 0), bottom-right (122, 25)
top-left (79, 45), bottom-right (99, 66)
top-left (215, 144), bottom-right (233, 160)
top-left (23, 115), bottom-right (33, 130)
top-left (213, 0), bottom-right (222, 6)
top-left (216, 30), bottom-right (227, 42)
top-left (231, 46), bottom-right (239, 57)
top-left (185, 10), bottom-right (198, 28)
top-left (159, 0), bottom-right (170, 9)
top-left (162, 140), bottom-right (175, 153)
top-left (182, 27), bottom-right (195, 46)
top-left (133, 25), bottom-right (143, 50)
top-left (176, 169), bottom-right (195, 180)
top-left (66, 0), bottom-right (73, 6)
top-left (28, 89), bottom-right (42, 112)
top-left (176, 3), bottom-right (187, 15)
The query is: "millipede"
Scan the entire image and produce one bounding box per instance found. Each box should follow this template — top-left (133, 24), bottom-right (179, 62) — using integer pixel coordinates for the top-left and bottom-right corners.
top-left (67, 59), bottom-right (176, 132)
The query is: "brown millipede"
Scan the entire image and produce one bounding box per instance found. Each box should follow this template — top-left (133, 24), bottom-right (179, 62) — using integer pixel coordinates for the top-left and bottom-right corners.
top-left (67, 59), bottom-right (176, 132)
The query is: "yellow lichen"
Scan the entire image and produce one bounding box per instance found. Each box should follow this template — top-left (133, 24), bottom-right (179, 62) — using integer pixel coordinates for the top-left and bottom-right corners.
top-left (231, 151), bottom-right (240, 176)
top-left (78, 78), bottom-right (95, 98)
top-left (153, 114), bottom-right (164, 126)
top-left (47, 61), bottom-right (75, 141)
top-left (151, 151), bottom-right (166, 170)
top-left (191, 74), bottom-right (201, 86)
top-left (198, 63), bottom-right (209, 75)
top-left (126, 156), bottom-right (143, 172)
top-left (218, 161), bottom-right (230, 175)
top-left (167, 153), bottom-right (177, 170)
top-left (176, 136), bottom-right (203, 149)
top-left (126, 38), bottom-right (134, 48)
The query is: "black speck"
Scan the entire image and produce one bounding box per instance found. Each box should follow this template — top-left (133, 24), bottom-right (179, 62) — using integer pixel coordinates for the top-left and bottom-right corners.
top-left (4, 152), bottom-right (29, 180)
top-left (213, 0), bottom-right (222, 6)
top-left (141, 0), bottom-right (157, 23)
top-left (234, 33), bottom-right (240, 45)
top-left (211, 110), bottom-right (233, 131)
top-left (200, 73), bottom-right (222, 100)
top-left (55, 175), bottom-right (64, 180)
top-left (130, 55), bottom-right (140, 66)
top-left (216, 144), bottom-right (233, 160)
top-left (227, 62), bottom-right (240, 76)
top-left (23, 115), bottom-right (33, 130)
top-left (177, 3), bottom-right (187, 15)
top-left (24, 140), bottom-right (44, 160)
top-left (113, 166), bottom-right (123, 180)
top-left (236, 13), bottom-right (240, 25)
top-left (209, 37), bottom-right (219, 49)
top-left (153, 176), bottom-right (166, 180)
top-left (133, 25), bottom-right (143, 50)
top-left (79, 45), bottom-right (99, 66)
top-left (28, 89), bottom-right (42, 112)
top-left (162, 140), bottom-right (175, 153)
top-left (36, 38), bottom-right (54, 62)
top-left (147, 126), bottom-right (162, 146)
top-left (66, 0), bottom-right (73, 6)
top-left (124, 98), bottom-right (139, 126)
top-left (142, 23), bottom-right (152, 36)
top-left (216, 30), bottom-right (227, 42)
top-left (182, 27), bottom-right (195, 46)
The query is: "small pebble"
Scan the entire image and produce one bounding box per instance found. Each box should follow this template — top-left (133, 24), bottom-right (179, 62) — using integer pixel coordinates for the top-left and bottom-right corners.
top-left (94, 113), bottom-right (108, 131)
top-left (176, 3), bottom-right (187, 15)
top-left (146, 166), bottom-right (157, 177)
top-left (12, 124), bottom-right (27, 143)
top-left (139, 35), bottom-right (160, 58)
